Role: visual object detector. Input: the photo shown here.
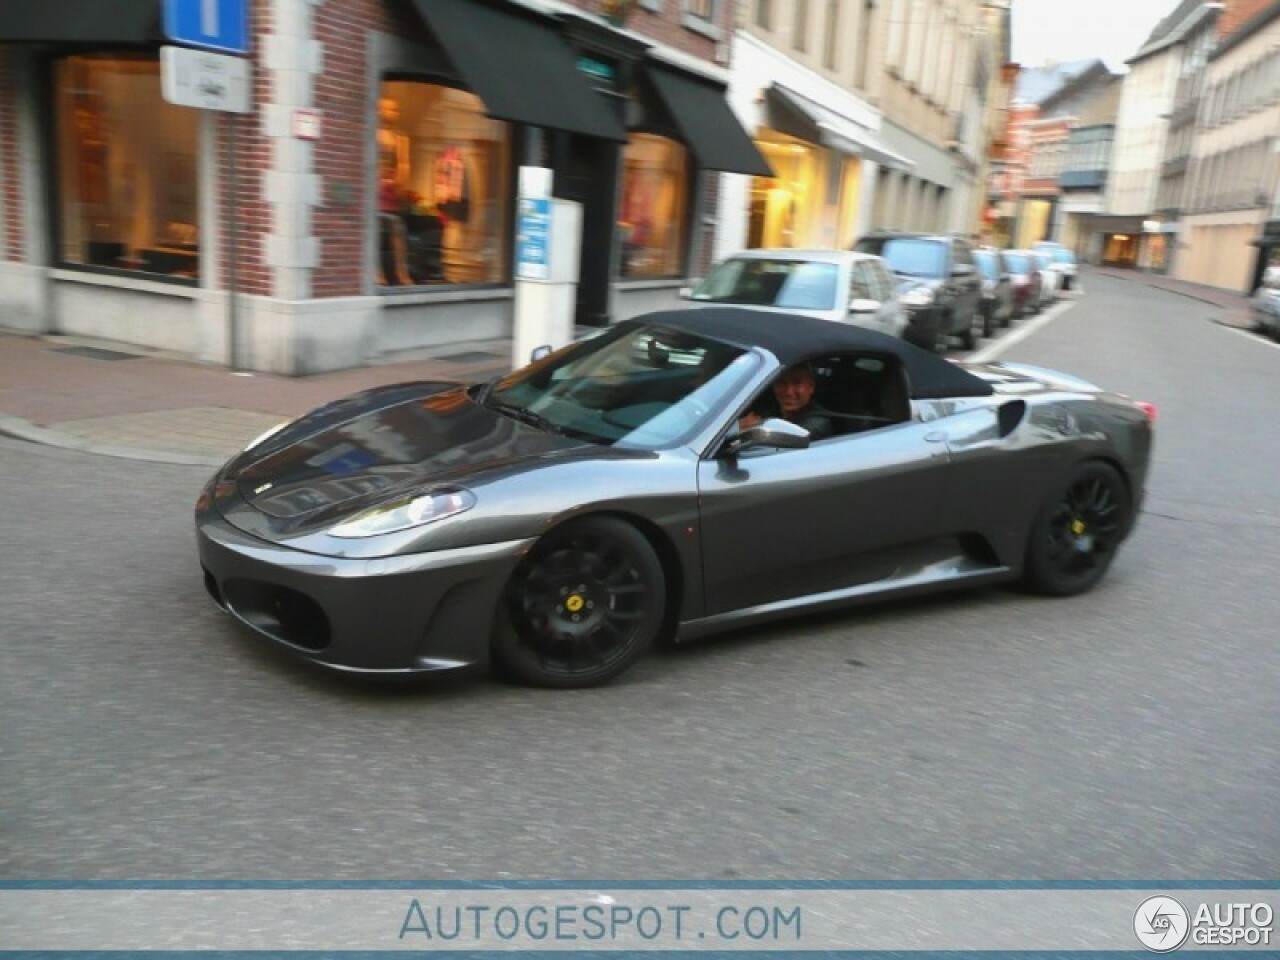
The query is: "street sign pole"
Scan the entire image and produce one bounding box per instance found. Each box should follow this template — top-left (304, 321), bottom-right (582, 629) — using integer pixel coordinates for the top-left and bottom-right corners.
top-left (162, 0), bottom-right (251, 370)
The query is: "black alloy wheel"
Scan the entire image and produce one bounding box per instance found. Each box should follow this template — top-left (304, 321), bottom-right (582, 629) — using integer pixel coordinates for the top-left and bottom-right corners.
top-left (1024, 461), bottom-right (1131, 596)
top-left (491, 516), bottom-right (666, 688)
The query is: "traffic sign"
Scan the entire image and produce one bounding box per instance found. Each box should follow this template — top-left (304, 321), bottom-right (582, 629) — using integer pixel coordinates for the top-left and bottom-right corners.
top-left (161, 46), bottom-right (252, 113)
top-left (164, 0), bottom-right (249, 56)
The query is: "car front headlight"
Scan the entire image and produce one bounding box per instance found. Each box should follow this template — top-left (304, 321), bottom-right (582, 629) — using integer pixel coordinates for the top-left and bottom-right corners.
top-left (900, 286), bottom-right (935, 307)
top-left (330, 487), bottom-right (476, 538)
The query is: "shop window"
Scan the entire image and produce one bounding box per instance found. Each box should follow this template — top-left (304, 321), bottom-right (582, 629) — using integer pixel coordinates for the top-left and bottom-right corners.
top-left (55, 56), bottom-right (200, 280)
top-left (377, 80), bottom-right (512, 287)
top-left (619, 134), bottom-right (689, 278)
top-left (748, 139), bottom-right (817, 249)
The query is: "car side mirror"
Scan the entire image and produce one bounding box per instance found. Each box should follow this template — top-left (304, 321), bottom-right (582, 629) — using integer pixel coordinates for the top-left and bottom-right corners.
top-left (723, 417), bottom-right (811, 455)
top-left (848, 297), bottom-right (881, 314)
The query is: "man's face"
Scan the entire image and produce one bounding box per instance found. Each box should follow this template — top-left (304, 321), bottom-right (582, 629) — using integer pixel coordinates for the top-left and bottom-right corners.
top-left (773, 367), bottom-right (815, 416)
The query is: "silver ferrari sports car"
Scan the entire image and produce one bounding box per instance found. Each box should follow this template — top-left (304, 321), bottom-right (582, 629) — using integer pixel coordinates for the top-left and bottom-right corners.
top-left (196, 307), bottom-right (1155, 688)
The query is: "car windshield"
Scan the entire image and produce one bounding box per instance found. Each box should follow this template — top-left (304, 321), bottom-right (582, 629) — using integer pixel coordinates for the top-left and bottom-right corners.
top-left (873, 238), bottom-right (947, 279)
top-left (691, 258), bottom-right (840, 311)
top-left (973, 250), bottom-right (1000, 281)
top-left (481, 323), bottom-right (759, 450)
top-left (1003, 252), bottom-right (1031, 273)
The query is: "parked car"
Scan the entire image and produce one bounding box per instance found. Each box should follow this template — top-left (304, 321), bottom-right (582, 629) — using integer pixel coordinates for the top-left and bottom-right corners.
top-left (681, 249), bottom-right (907, 339)
top-left (1029, 250), bottom-right (1062, 308)
top-left (1252, 275), bottom-right (1280, 341)
top-left (852, 231), bottom-right (984, 352)
top-left (196, 307), bottom-right (1155, 688)
top-left (1000, 249), bottom-right (1044, 317)
top-left (973, 247), bottom-right (1014, 337)
top-left (1034, 241), bottom-right (1079, 291)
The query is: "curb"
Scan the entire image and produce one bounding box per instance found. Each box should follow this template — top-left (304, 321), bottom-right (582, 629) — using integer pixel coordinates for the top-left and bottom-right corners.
top-left (0, 414), bottom-right (227, 468)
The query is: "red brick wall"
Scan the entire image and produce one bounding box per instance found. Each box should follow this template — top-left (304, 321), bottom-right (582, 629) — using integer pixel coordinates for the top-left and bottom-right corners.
top-left (219, 1), bottom-right (273, 297)
top-left (0, 50), bottom-right (21, 263)
top-left (562, 0), bottom-right (724, 61)
top-left (311, 0), bottom-right (421, 298)
top-left (1218, 0), bottom-right (1279, 39)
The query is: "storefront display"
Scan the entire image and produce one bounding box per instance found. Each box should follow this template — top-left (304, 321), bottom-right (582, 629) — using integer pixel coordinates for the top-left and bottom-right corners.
top-left (376, 81), bottom-right (512, 287)
top-left (55, 55), bottom-right (200, 280)
top-left (619, 134), bottom-right (688, 277)
top-left (747, 138), bottom-right (818, 249)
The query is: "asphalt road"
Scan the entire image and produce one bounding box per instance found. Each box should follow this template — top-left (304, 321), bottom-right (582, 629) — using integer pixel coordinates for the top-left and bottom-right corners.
top-left (2, 271), bottom-right (1278, 881)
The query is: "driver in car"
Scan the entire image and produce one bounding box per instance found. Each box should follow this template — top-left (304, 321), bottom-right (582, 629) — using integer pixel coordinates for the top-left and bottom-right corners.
top-left (738, 363), bottom-right (836, 442)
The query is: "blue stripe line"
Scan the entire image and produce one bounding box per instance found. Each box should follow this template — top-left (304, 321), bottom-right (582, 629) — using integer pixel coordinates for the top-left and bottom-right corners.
top-left (2, 880), bottom-right (1276, 890)
top-left (0, 952), bottom-right (1270, 959)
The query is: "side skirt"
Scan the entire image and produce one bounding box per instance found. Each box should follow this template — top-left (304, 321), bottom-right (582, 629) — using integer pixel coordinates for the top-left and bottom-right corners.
top-left (675, 560), bottom-right (1016, 642)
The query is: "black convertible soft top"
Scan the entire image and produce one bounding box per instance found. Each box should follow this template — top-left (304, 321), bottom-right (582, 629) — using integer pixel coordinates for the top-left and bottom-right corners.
top-left (633, 307), bottom-right (994, 399)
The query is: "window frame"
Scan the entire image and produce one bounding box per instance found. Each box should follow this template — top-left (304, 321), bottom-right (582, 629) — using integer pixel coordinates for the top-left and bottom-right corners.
top-left (46, 49), bottom-right (202, 287)
top-left (374, 73), bottom-right (518, 290)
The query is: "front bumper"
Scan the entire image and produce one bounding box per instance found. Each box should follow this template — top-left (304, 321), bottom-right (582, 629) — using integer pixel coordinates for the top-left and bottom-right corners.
top-left (197, 509), bottom-right (532, 673)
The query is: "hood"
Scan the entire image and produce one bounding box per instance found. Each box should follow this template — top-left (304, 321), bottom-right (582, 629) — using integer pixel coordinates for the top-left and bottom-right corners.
top-left (226, 382), bottom-right (590, 523)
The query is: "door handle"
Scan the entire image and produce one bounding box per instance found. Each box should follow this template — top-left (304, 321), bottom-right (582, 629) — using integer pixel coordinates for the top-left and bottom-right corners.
top-left (924, 430), bottom-right (947, 443)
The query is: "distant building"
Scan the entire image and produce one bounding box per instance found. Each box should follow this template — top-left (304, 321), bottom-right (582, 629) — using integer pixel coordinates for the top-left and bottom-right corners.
top-left (1003, 58), bottom-right (1116, 249)
top-left (1179, 0), bottom-right (1280, 292)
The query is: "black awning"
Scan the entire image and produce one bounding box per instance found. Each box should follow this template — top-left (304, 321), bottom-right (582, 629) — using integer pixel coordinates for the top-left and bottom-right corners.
top-left (0, 0), bottom-right (160, 44)
top-left (409, 0), bottom-right (626, 141)
top-left (643, 62), bottom-right (772, 177)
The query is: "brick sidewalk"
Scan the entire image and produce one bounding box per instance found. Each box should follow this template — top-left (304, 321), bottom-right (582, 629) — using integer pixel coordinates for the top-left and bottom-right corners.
top-left (0, 331), bottom-right (513, 466)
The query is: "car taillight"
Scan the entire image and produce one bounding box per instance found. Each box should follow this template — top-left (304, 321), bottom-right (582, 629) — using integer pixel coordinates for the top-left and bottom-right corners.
top-left (1136, 401), bottom-right (1157, 422)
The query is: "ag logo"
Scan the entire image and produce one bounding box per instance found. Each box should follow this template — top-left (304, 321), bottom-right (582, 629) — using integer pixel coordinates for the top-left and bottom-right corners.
top-left (1134, 896), bottom-right (1190, 952)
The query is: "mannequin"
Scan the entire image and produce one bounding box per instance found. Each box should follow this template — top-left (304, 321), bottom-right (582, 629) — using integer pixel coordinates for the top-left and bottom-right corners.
top-left (376, 96), bottom-right (412, 285)
top-left (377, 97), bottom-right (408, 184)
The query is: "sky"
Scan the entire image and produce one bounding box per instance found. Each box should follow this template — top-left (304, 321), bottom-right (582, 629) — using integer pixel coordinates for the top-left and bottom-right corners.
top-left (1010, 0), bottom-right (1186, 72)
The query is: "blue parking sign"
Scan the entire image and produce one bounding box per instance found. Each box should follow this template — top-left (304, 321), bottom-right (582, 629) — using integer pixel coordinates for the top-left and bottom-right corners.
top-left (165, 0), bottom-right (250, 56)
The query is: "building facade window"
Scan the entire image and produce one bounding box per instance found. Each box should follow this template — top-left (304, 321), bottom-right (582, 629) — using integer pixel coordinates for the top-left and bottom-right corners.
top-left (823, 0), bottom-right (840, 69)
top-left (619, 133), bottom-right (689, 278)
top-left (755, 0), bottom-right (771, 29)
top-left (55, 55), bottom-right (199, 280)
top-left (793, 0), bottom-right (809, 52)
top-left (856, 0), bottom-right (874, 89)
top-left (376, 80), bottom-right (512, 287)
top-left (686, 0), bottom-right (714, 20)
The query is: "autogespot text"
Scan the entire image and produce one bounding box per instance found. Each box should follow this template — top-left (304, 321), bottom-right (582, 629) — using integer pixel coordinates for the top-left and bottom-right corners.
top-left (399, 899), bottom-right (803, 945)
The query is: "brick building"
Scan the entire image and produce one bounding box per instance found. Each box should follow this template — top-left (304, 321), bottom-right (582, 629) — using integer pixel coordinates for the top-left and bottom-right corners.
top-left (0, 0), bottom-right (767, 373)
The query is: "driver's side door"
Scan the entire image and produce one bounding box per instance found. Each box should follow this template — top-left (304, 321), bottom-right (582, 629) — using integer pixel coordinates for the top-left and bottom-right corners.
top-left (695, 421), bottom-right (952, 616)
